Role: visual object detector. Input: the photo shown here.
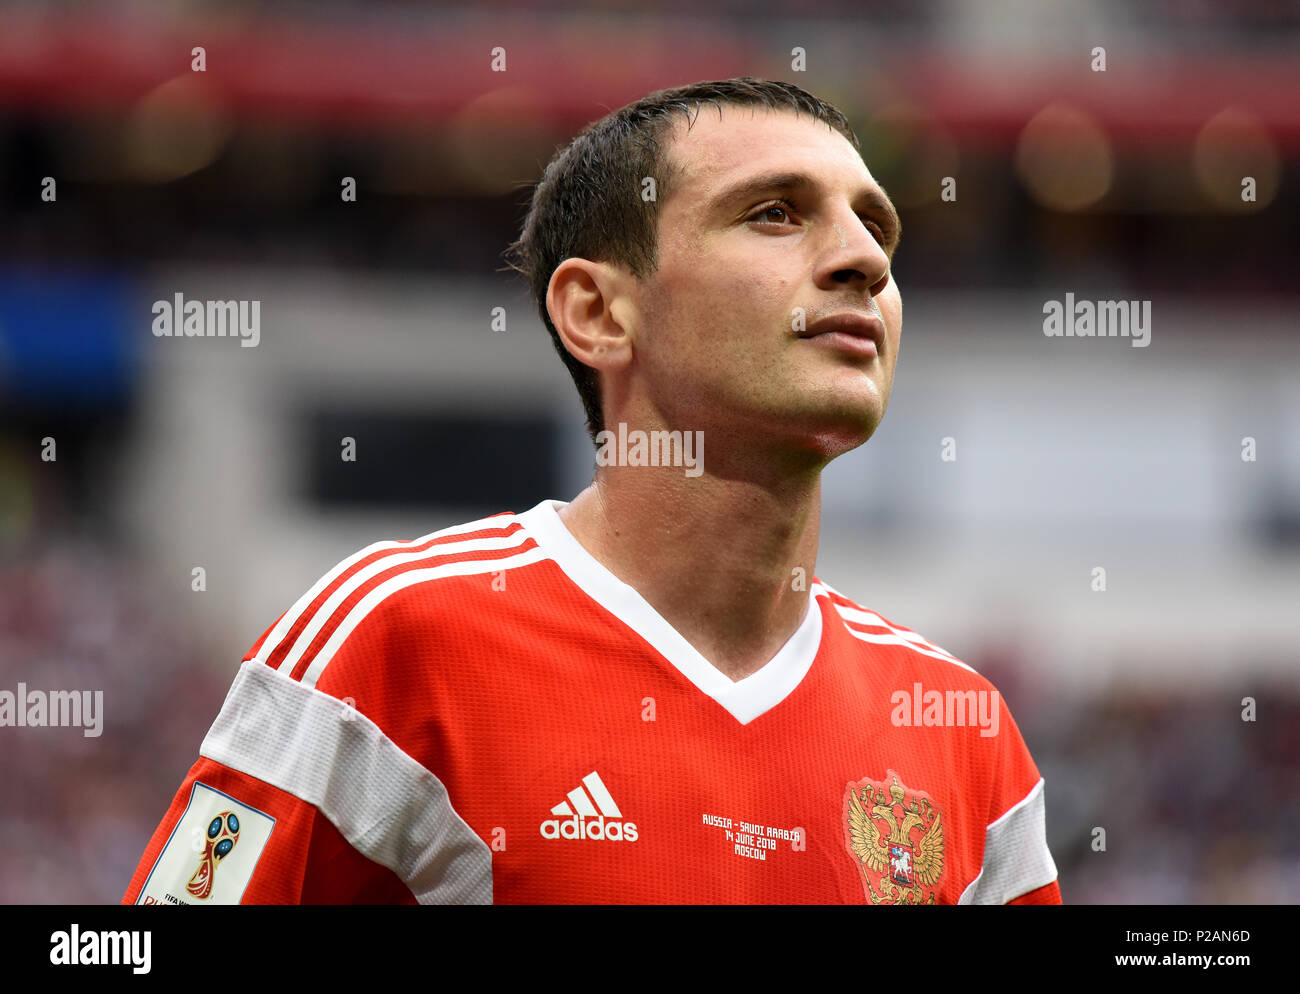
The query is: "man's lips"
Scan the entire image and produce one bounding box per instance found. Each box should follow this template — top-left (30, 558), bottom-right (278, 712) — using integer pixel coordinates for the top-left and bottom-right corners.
top-left (798, 311), bottom-right (885, 358)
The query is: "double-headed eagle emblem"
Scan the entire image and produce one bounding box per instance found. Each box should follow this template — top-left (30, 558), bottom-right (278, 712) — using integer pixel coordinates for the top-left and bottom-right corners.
top-left (843, 770), bottom-right (944, 904)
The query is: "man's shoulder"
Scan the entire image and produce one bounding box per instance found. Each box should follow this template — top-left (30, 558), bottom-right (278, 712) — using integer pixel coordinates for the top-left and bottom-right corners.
top-left (812, 577), bottom-right (997, 692)
top-left (244, 507), bottom-right (551, 689)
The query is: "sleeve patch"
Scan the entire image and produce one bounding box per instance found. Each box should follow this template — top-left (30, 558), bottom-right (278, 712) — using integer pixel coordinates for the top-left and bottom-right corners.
top-left (136, 782), bottom-right (275, 905)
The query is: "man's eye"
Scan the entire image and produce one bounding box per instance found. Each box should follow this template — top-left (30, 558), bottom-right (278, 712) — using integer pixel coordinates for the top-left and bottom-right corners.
top-left (862, 220), bottom-right (887, 245)
top-left (749, 200), bottom-right (795, 225)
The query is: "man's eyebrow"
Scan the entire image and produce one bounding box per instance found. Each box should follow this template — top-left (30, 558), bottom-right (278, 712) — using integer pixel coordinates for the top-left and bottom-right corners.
top-left (707, 169), bottom-right (902, 247)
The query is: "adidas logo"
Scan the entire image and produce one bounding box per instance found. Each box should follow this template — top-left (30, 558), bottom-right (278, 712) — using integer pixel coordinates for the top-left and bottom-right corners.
top-left (539, 771), bottom-right (639, 842)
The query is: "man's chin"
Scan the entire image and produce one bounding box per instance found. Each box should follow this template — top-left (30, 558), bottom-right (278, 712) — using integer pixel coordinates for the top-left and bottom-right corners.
top-left (806, 421), bottom-right (879, 458)
top-left (777, 404), bottom-right (882, 460)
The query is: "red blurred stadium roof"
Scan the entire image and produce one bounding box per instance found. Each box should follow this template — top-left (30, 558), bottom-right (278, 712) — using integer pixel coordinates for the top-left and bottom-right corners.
top-left (1, 10), bottom-right (1297, 147)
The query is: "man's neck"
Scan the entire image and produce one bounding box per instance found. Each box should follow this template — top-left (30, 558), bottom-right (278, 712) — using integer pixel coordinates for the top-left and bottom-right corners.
top-left (557, 463), bottom-right (822, 683)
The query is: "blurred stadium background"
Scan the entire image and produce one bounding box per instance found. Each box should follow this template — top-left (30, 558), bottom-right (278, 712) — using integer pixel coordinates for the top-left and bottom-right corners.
top-left (1, 0), bottom-right (1298, 904)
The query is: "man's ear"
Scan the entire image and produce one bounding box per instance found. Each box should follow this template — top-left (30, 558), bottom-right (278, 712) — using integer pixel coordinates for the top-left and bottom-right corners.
top-left (546, 258), bottom-right (637, 374)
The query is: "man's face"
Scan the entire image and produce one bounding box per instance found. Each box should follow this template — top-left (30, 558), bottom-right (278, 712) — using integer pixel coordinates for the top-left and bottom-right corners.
top-left (631, 105), bottom-right (903, 460)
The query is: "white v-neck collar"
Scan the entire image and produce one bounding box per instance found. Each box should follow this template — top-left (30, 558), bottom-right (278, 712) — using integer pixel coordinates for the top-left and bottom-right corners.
top-left (515, 499), bottom-right (823, 725)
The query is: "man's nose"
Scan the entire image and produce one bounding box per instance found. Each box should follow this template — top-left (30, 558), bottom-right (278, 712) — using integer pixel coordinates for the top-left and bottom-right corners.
top-left (818, 211), bottom-right (890, 295)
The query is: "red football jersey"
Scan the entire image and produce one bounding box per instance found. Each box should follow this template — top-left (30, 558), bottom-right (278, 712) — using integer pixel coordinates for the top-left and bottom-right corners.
top-left (123, 499), bottom-right (1060, 905)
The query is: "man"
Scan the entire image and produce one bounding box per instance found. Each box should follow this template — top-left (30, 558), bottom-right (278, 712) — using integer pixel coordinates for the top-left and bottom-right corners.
top-left (123, 78), bottom-right (1060, 905)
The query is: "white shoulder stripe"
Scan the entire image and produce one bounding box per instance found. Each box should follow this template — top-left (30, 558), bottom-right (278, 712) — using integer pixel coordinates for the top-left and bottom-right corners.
top-left (812, 583), bottom-right (973, 673)
top-left (830, 604), bottom-right (954, 657)
top-left (839, 626), bottom-right (979, 673)
top-left (255, 513), bottom-right (517, 665)
top-left (277, 529), bottom-right (536, 675)
top-left (200, 661), bottom-right (492, 904)
top-left (958, 778), bottom-right (1058, 904)
top-left (300, 545), bottom-right (548, 688)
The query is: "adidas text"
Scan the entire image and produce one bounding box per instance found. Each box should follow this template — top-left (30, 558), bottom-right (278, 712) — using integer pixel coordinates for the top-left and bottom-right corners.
top-left (540, 815), bottom-right (639, 842)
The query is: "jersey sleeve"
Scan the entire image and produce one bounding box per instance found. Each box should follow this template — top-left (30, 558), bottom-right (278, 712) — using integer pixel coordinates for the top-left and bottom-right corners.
top-left (962, 693), bottom-right (1061, 905)
top-left (121, 755), bottom-right (417, 904)
top-left (123, 618), bottom-right (493, 905)
top-left (1006, 879), bottom-right (1062, 905)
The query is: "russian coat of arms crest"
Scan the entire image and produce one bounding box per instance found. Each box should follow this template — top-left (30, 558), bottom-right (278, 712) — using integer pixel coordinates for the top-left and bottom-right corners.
top-left (843, 769), bottom-right (945, 904)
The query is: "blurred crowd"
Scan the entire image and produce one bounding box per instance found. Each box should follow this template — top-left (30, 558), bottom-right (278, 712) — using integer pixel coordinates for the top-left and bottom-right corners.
top-left (978, 652), bottom-right (1300, 903)
top-left (0, 526), bottom-right (232, 903)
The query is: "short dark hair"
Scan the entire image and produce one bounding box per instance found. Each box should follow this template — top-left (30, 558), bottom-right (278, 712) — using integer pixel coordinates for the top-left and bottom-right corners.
top-left (503, 77), bottom-right (862, 445)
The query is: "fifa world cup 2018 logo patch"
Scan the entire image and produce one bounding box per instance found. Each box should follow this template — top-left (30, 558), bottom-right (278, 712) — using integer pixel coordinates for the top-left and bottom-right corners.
top-left (187, 811), bottom-right (240, 900)
top-left (843, 770), bottom-right (944, 905)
